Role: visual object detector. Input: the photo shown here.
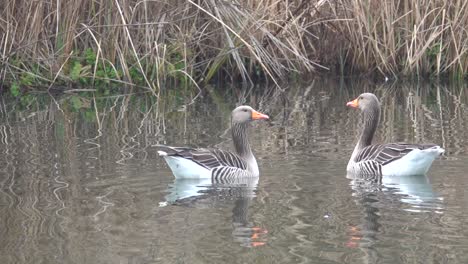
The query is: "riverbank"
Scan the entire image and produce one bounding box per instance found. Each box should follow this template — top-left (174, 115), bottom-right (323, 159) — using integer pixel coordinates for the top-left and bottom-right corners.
top-left (1, 0), bottom-right (467, 96)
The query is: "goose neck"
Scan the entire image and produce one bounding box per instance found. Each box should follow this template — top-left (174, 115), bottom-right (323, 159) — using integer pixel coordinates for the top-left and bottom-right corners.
top-left (232, 122), bottom-right (252, 157)
top-left (358, 106), bottom-right (380, 149)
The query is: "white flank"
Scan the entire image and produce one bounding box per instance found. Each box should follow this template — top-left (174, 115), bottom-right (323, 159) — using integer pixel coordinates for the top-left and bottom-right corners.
top-left (382, 146), bottom-right (444, 176)
top-left (162, 156), bottom-right (212, 179)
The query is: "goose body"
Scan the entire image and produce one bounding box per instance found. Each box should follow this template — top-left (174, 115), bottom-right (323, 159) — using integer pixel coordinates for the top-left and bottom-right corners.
top-left (157, 106), bottom-right (268, 179)
top-left (346, 93), bottom-right (444, 176)
top-left (157, 147), bottom-right (258, 179)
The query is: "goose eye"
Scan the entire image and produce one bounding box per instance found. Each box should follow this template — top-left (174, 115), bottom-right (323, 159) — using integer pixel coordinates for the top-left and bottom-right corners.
top-left (359, 96), bottom-right (364, 100)
top-left (243, 109), bottom-right (248, 112)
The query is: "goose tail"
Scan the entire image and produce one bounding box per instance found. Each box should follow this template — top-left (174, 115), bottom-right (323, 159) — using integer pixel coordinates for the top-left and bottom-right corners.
top-left (157, 150), bottom-right (168, 156)
top-left (423, 146), bottom-right (445, 156)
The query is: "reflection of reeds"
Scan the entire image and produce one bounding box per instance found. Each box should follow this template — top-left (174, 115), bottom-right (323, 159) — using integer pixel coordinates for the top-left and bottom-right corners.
top-left (0, 81), bottom-right (466, 262)
top-left (0, 80), bottom-right (465, 166)
top-left (254, 80), bottom-right (468, 160)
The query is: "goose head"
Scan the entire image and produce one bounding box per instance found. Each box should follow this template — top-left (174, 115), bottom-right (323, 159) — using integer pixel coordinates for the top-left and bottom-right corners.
top-left (346, 93), bottom-right (380, 112)
top-left (232, 106), bottom-right (269, 124)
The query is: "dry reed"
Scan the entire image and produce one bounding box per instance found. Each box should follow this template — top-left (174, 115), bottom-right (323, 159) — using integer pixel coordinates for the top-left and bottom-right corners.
top-left (323, 0), bottom-right (468, 78)
top-left (0, 0), bottom-right (467, 93)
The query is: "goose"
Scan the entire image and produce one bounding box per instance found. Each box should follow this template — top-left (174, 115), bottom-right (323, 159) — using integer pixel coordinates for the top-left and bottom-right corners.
top-left (157, 105), bottom-right (269, 179)
top-left (346, 93), bottom-right (444, 176)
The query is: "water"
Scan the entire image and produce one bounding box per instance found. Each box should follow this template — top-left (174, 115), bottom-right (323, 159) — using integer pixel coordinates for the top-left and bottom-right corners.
top-left (0, 80), bottom-right (468, 263)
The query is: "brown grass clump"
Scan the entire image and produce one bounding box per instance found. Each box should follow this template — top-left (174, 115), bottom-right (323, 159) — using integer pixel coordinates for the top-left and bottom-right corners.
top-left (0, 0), bottom-right (323, 92)
top-left (321, 0), bottom-right (468, 78)
top-left (0, 0), bottom-right (467, 93)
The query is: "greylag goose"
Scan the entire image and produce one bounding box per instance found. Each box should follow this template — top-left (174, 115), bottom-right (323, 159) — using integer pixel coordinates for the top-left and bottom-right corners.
top-left (346, 93), bottom-right (444, 176)
top-left (157, 105), bottom-right (269, 179)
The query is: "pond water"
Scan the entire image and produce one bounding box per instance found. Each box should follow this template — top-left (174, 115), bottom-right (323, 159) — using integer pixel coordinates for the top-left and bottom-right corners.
top-left (0, 80), bottom-right (467, 263)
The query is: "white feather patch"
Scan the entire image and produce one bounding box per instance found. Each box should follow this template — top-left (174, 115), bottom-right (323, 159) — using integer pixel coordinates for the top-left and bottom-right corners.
top-left (382, 146), bottom-right (444, 176)
top-left (162, 156), bottom-right (212, 179)
top-left (157, 150), bottom-right (168, 156)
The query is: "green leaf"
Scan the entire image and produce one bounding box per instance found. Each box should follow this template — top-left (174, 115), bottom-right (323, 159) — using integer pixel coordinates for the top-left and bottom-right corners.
top-left (70, 61), bottom-right (82, 81)
top-left (20, 73), bottom-right (34, 86)
top-left (175, 61), bottom-right (184, 71)
top-left (85, 48), bottom-right (97, 65)
top-left (10, 82), bottom-right (20, 97)
top-left (84, 109), bottom-right (96, 122)
top-left (69, 95), bottom-right (82, 110)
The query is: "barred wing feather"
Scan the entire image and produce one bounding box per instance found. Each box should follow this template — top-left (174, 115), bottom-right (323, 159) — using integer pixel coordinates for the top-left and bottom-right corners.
top-left (157, 145), bottom-right (248, 170)
top-left (355, 143), bottom-right (438, 165)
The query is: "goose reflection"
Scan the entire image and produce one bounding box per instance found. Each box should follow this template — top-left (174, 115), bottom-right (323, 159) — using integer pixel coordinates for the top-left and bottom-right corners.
top-left (347, 173), bottom-right (443, 211)
top-left (345, 173), bottom-right (444, 261)
top-left (161, 177), bottom-right (268, 247)
top-left (381, 175), bottom-right (443, 210)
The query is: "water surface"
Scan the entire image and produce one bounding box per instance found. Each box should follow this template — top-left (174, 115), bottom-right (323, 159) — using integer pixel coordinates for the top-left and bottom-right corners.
top-left (0, 80), bottom-right (467, 263)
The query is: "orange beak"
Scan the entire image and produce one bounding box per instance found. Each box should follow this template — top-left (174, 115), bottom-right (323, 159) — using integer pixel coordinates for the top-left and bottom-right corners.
top-left (251, 110), bottom-right (269, 120)
top-left (346, 98), bottom-right (359, 108)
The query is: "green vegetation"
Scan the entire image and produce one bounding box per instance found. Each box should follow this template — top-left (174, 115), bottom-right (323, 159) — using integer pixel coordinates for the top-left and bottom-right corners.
top-left (1, 0), bottom-right (468, 97)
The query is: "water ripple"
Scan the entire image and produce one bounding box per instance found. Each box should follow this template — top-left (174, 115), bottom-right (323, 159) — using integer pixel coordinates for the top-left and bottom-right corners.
top-left (0, 82), bottom-right (467, 263)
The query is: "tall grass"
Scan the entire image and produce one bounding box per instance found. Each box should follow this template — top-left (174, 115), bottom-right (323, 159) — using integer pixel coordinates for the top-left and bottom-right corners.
top-left (325, 0), bottom-right (468, 78)
top-left (0, 0), bottom-right (468, 93)
top-left (0, 0), bottom-right (320, 92)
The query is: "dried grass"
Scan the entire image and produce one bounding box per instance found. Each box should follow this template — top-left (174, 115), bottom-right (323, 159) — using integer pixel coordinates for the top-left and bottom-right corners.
top-left (323, 0), bottom-right (468, 77)
top-left (0, 0), bottom-right (467, 92)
